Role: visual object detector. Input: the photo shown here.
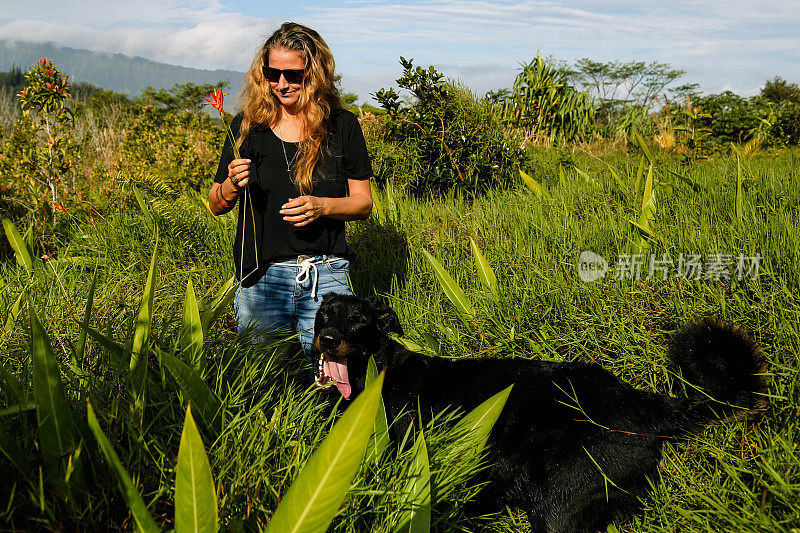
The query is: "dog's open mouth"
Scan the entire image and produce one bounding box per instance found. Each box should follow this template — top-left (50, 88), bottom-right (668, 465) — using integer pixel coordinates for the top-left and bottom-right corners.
top-left (315, 352), bottom-right (351, 399)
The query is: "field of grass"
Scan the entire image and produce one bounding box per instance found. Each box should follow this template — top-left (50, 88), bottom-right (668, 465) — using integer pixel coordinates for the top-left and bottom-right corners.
top-left (1, 147), bottom-right (799, 531)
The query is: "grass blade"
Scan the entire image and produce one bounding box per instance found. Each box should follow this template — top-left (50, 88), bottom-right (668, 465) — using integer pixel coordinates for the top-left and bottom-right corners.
top-left (451, 385), bottom-right (513, 462)
top-left (370, 181), bottom-right (384, 223)
top-left (130, 232), bottom-right (159, 408)
top-left (420, 249), bottom-right (475, 320)
top-left (158, 348), bottom-right (223, 435)
top-left (29, 300), bottom-right (80, 489)
top-left (175, 405), bottom-right (217, 533)
top-left (735, 152), bottom-right (743, 221)
top-left (394, 430), bottom-right (431, 533)
top-left (2, 291), bottom-right (24, 340)
top-left (0, 358), bottom-right (27, 404)
top-left (86, 401), bottom-right (160, 533)
top-left (470, 237), bottom-right (499, 298)
top-left (366, 356), bottom-right (389, 462)
top-left (200, 276), bottom-right (237, 333)
top-left (74, 268), bottom-right (99, 369)
top-left (634, 129), bottom-right (654, 165)
top-left (265, 372), bottom-right (385, 533)
top-left (132, 185), bottom-right (155, 230)
top-left (2, 218), bottom-right (34, 276)
top-left (180, 278), bottom-right (204, 371)
top-left (519, 169), bottom-right (548, 198)
top-left (634, 155), bottom-right (645, 195)
top-left (0, 425), bottom-right (32, 476)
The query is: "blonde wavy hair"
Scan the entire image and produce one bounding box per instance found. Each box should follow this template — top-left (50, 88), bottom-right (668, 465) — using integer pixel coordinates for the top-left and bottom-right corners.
top-left (237, 22), bottom-right (343, 194)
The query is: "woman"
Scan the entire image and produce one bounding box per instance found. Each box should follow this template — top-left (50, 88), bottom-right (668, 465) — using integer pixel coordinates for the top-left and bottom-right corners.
top-left (208, 22), bottom-right (373, 364)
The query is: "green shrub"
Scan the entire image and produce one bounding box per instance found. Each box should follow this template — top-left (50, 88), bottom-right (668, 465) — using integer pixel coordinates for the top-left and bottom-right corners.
top-left (372, 58), bottom-right (526, 196)
top-left (490, 53), bottom-right (596, 144)
top-left (772, 102), bottom-right (800, 145)
top-left (120, 105), bottom-right (224, 193)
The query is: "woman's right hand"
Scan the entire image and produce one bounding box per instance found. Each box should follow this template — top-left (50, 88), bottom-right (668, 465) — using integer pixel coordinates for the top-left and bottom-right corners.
top-left (227, 158), bottom-right (252, 189)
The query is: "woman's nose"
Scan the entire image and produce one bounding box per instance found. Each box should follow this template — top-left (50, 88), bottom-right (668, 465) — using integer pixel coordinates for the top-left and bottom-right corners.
top-left (276, 74), bottom-right (289, 89)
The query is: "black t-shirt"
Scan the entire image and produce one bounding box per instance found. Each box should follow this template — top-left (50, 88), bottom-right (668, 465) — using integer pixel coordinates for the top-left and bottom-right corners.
top-left (214, 108), bottom-right (373, 287)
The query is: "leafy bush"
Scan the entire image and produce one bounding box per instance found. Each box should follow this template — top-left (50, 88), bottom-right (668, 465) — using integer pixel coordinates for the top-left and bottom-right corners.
top-left (120, 105), bottom-right (223, 192)
top-left (372, 58), bottom-right (526, 196)
top-left (772, 102), bottom-right (800, 145)
top-left (692, 91), bottom-right (772, 144)
top-left (490, 53), bottom-right (596, 144)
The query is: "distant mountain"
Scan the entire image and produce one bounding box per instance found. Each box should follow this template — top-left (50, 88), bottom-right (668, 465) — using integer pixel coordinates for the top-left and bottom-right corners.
top-left (0, 40), bottom-right (245, 96)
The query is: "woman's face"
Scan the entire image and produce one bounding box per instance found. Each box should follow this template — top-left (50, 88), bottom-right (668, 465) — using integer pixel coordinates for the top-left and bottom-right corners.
top-left (267, 48), bottom-right (306, 111)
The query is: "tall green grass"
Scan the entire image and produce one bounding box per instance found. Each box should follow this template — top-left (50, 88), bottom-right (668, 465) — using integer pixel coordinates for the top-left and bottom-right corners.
top-left (2, 148), bottom-right (799, 531)
top-left (351, 148), bottom-right (799, 531)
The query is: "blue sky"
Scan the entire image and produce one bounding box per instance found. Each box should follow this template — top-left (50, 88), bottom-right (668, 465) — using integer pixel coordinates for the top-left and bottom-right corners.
top-left (1, 0), bottom-right (799, 103)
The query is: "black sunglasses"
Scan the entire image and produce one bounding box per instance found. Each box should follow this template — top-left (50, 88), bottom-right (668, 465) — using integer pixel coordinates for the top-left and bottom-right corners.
top-left (262, 65), bottom-right (306, 84)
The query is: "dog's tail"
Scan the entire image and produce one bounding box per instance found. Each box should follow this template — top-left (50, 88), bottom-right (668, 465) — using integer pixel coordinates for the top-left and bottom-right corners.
top-left (660, 318), bottom-right (768, 435)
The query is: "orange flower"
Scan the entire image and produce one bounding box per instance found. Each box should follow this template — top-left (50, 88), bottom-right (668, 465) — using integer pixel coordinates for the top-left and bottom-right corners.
top-left (52, 202), bottom-right (67, 213)
top-left (204, 88), bottom-right (227, 114)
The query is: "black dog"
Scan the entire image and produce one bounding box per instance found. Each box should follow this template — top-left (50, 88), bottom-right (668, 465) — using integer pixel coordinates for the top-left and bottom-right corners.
top-left (312, 293), bottom-right (767, 533)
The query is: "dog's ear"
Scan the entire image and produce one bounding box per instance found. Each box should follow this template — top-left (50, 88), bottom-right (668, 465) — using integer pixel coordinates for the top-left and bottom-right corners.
top-left (366, 296), bottom-right (404, 336)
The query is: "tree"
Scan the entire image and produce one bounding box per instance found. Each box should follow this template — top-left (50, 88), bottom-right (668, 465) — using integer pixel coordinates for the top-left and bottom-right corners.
top-left (563, 58), bottom-right (685, 123)
top-left (137, 81), bottom-right (228, 113)
top-left (761, 76), bottom-right (800, 105)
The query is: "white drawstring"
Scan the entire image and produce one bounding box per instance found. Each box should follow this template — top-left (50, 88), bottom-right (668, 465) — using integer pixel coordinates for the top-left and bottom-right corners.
top-left (273, 256), bottom-right (327, 298)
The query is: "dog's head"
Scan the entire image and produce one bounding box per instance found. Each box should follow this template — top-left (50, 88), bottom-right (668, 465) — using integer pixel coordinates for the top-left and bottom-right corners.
top-left (312, 293), bottom-right (403, 400)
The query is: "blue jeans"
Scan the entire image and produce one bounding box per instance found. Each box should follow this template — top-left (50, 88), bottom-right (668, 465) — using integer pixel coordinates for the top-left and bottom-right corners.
top-left (233, 255), bottom-right (353, 358)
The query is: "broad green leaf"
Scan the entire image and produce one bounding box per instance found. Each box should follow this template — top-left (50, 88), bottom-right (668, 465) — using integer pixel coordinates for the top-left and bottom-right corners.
top-left (558, 164), bottom-right (565, 185)
top-left (3, 291), bottom-right (24, 338)
top-left (633, 129), bottom-right (654, 165)
top-left (0, 402), bottom-right (35, 417)
top-left (470, 237), bottom-right (499, 298)
top-left (420, 249), bottom-right (475, 320)
top-left (393, 335), bottom-right (428, 353)
top-left (74, 268), bottom-right (99, 369)
top-left (635, 164), bottom-right (657, 253)
top-left (29, 300), bottom-right (80, 488)
top-left (628, 219), bottom-right (656, 239)
top-left (366, 356), bottom-right (389, 462)
top-left (665, 168), bottom-right (704, 192)
top-left (180, 279), bottom-right (204, 371)
top-left (200, 276), bottom-right (237, 333)
top-left (79, 323), bottom-right (126, 372)
top-left (158, 349), bottom-right (223, 435)
top-left (132, 186), bottom-right (155, 229)
top-left (633, 155), bottom-right (645, 195)
top-left (2, 218), bottom-right (34, 276)
top-left (265, 372), bottom-right (385, 533)
top-left (130, 232), bottom-right (159, 406)
top-left (574, 167), bottom-right (598, 187)
top-left (86, 401), bottom-right (160, 533)
top-left (394, 430), bottom-right (431, 533)
top-left (605, 164), bottom-right (630, 201)
top-left (175, 405), bottom-right (217, 533)
top-left (450, 385), bottom-right (513, 462)
top-left (519, 169), bottom-right (548, 198)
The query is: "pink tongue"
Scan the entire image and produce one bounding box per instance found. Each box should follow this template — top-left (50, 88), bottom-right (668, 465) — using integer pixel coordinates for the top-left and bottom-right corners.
top-left (323, 359), bottom-right (351, 399)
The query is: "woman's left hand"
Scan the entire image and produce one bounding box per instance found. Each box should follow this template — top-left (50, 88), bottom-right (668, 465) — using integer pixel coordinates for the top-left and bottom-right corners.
top-left (280, 196), bottom-right (327, 227)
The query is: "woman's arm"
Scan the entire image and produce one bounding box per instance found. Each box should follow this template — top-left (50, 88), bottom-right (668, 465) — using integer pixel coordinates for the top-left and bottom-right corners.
top-left (208, 158), bottom-right (251, 216)
top-left (280, 178), bottom-right (373, 227)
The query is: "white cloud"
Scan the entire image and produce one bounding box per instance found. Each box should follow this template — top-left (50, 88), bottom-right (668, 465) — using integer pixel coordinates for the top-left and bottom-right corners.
top-left (2, 0), bottom-right (799, 96)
